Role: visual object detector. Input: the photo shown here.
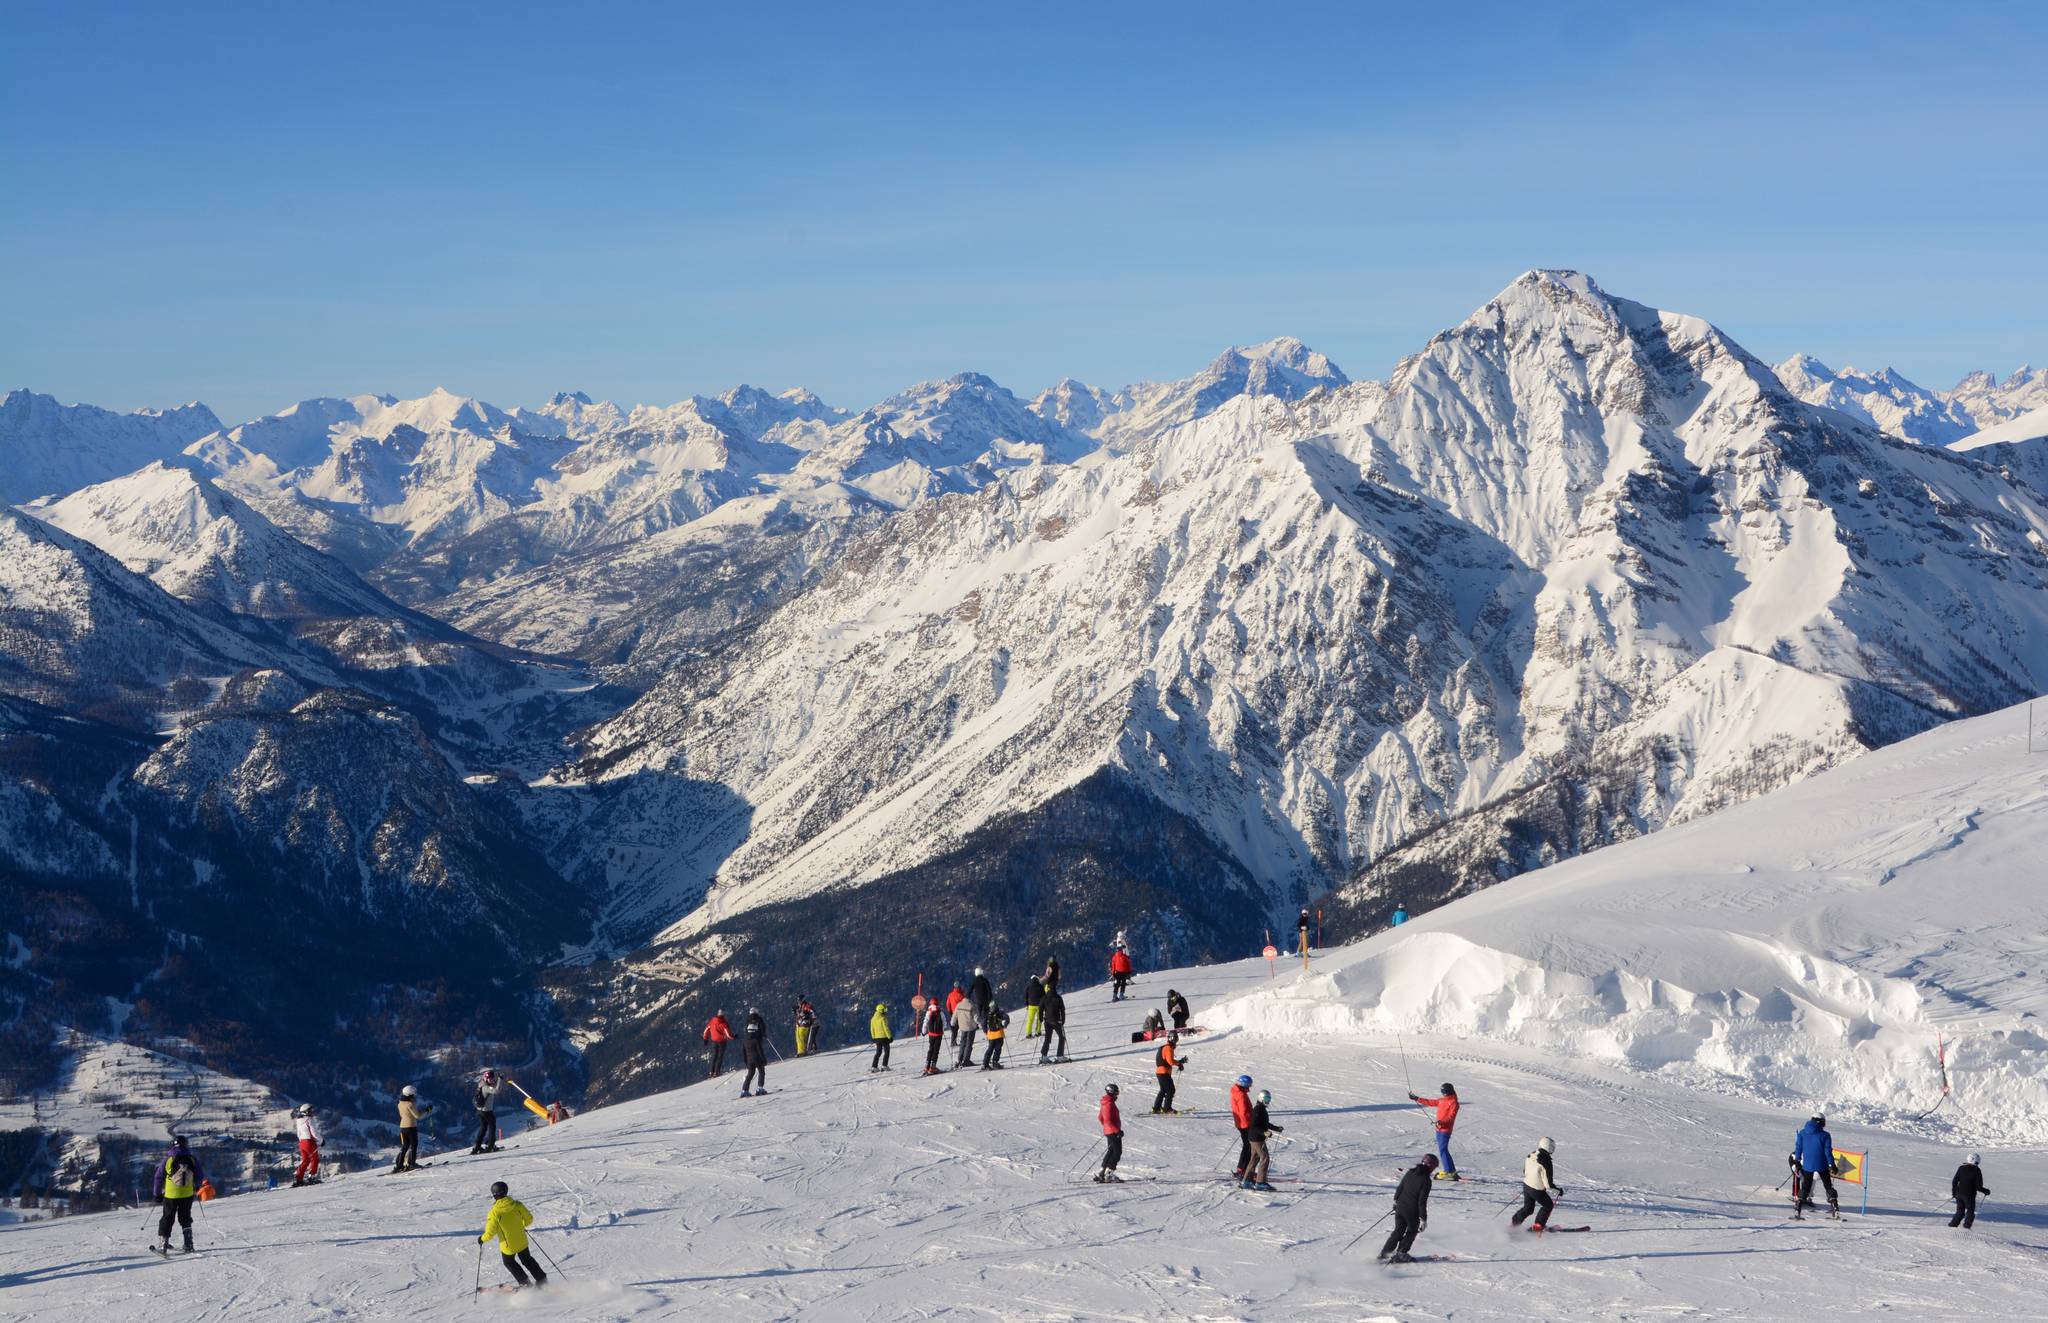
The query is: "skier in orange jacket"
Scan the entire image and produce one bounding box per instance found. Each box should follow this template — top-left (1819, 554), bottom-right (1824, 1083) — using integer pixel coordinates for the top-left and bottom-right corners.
top-left (1409, 1083), bottom-right (1461, 1179)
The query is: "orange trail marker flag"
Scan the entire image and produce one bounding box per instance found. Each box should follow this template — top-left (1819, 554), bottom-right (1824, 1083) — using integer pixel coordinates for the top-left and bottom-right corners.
top-left (1833, 1148), bottom-right (1869, 1213)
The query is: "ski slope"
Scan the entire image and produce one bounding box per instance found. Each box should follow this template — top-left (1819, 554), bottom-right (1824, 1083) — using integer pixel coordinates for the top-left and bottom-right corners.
top-left (7, 704), bottom-right (2048, 1319)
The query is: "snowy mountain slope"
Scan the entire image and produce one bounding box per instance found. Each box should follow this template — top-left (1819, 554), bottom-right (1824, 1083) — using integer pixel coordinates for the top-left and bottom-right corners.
top-left (1948, 364), bottom-right (2048, 431)
top-left (1773, 354), bottom-right (1977, 445)
top-left (1251, 698), bottom-right (2048, 1139)
top-left (6, 952), bottom-right (2046, 1321)
top-left (1037, 336), bottom-right (1351, 450)
top-left (0, 389), bottom-right (221, 505)
top-left (1953, 403), bottom-right (2048, 451)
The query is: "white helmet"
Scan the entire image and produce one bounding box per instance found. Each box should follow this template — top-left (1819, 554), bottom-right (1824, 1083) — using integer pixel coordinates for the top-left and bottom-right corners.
top-left (400, 1084), bottom-right (416, 1099)
top-left (1537, 1136), bottom-right (1555, 1153)
top-left (1969, 1152), bottom-right (1983, 1165)
top-left (974, 967), bottom-right (985, 976)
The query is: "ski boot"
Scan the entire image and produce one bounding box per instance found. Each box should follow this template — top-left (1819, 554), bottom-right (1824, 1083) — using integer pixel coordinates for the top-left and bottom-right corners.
top-left (740, 1088), bottom-right (752, 1097)
top-left (1253, 1181), bottom-right (1276, 1192)
top-left (179, 1233), bottom-right (195, 1254)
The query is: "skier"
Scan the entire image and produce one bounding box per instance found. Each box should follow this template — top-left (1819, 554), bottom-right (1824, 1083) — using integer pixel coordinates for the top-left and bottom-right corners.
top-left (1297, 906), bottom-right (1312, 953)
top-left (1242, 1088), bottom-right (1285, 1190)
top-left (394, 1085), bottom-right (432, 1173)
top-left (1950, 1153), bottom-right (1990, 1228)
top-left (1166, 989), bottom-right (1190, 1031)
top-left (1377, 1154), bottom-right (1437, 1263)
top-left (1096, 1083), bottom-right (1125, 1183)
top-left (868, 1001), bottom-right (893, 1071)
top-left (1110, 947), bottom-right (1135, 1001)
top-left (1407, 1083), bottom-right (1460, 1180)
top-left (981, 1002), bottom-right (1009, 1069)
top-left (480, 1180), bottom-right (547, 1290)
top-left (151, 1135), bottom-right (204, 1255)
top-left (921, 998), bottom-right (947, 1074)
top-left (740, 1008), bottom-right (768, 1096)
top-left (1789, 1109), bottom-right (1839, 1218)
top-left (291, 1103), bottom-right (322, 1185)
top-left (953, 990), bottom-right (980, 1068)
top-left (1043, 956), bottom-right (1061, 996)
top-left (1138, 1006), bottom-right (1165, 1040)
top-left (970, 967), bottom-right (994, 1021)
top-left (1024, 973), bottom-right (1045, 1038)
top-left (1229, 1075), bottom-right (1255, 1178)
top-left (702, 1009), bottom-right (734, 1077)
top-left (473, 1069), bottom-right (504, 1154)
top-left (1039, 988), bottom-right (1069, 1063)
top-left (945, 982), bottom-right (965, 1047)
top-left (1511, 1136), bottom-right (1562, 1231)
top-left (1152, 1032), bottom-right (1186, 1113)
top-left (794, 998), bottom-right (818, 1056)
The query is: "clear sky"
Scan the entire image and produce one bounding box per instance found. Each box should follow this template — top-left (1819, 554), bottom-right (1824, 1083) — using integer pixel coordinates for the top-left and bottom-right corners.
top-left (4, 1), bottom-right (2044, 425)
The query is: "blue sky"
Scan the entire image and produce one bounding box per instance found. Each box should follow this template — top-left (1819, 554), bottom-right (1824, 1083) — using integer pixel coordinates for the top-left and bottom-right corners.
top-left (4, 2), bottom-right (2044, 424)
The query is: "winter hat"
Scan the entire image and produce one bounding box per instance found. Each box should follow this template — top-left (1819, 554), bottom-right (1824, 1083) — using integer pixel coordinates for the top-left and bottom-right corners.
top-left (1422, 1154), bottom-right (1439, 1169)
top-left (489, 1180), bottom-right (508, 1199)
top-left (1236, 1074), bottom-right (1253, 1088)
top-left (1538, 1136), bottom-right (1555, 1153)
top-left (400, 1084), bottom-right (416, 1099)
top-left (1257, 1089), bottom-right (1271, 1105)
top-left (1969, 1152), bottom-right (1982, 1165)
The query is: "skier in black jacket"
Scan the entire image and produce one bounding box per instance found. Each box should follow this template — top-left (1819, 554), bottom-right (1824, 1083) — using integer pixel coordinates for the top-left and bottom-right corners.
top-left (1024, 974), bottom-right (1045, 1038)
top-left (1166, 989), bottom-right (1190, 1030)
top-left (970, 968), bottom-right (994, 1021)
top-left (1377, 1155), bottom-right (1437, 1262)
top-left (1039, 990), bottom-right (1069, 1062)
top-left (1951, 1153), bottom-right (1990, 1228)
top-left (740, 1009), bottom-right (768, 1096)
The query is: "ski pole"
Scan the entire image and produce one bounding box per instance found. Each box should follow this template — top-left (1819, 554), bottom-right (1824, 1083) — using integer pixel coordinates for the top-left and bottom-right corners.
top-left (532, 1235), bottom-right (566, 1280)
top-left (767, 1035), bottom-right (787, 1063)
top-left (473, 1240), bottom-right (483, 1297)
top-left (1395, 1031), bottom-right (1414, 1094)
top-left (1342, 1209), bottom-right (1393, 1255)
top-left (1066, 1141), bottom-right (1099, 1182)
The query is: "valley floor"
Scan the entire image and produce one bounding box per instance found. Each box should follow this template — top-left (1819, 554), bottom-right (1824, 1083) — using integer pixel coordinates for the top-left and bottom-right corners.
top-left (3, 957), bottom-right (2042, 1321)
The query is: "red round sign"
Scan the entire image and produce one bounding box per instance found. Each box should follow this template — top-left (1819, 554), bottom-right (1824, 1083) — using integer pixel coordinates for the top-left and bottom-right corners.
top-left (1262, 945), bottom-right (1279, 959)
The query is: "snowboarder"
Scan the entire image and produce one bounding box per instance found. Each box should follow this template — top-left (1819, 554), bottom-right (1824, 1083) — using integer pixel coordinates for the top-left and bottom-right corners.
top-left (1166, 989), bottom-right (1190, 1031)
top-left (1377, 1155), bottom-right (1437, 1262)
top-left (1789, 1109), bottom-right (1839, 1217)
top-left (921, 999), bottom-right (946, 1074)
top-left (291, 1103), bottom-right (322, 1185)
top-left (1110, 947), bottom-right (1134, 1001)
top-left (1096, 1083), bottom-right (1124, 1182)
top-left (1139, 1007), bottom-right (1165, 1039)
top-left (1229, 1075), bottom-right (1255, 1178)
top-left (472, 1069), bottom-right (504, 1154)
top-left (970, 967), bottom-right (994, 1021)
top-left (868, 1002), bottom-right (893, 1071)
top-left (1043, 956), bottom-right (1061, 996)
top-left (1039, 989), bottom-right (1069, 1062)
top-left (1511, 1136), bottom-right (1562, 1231)
top-left (945, 983), bottom-right (965, 1047)
top-left (1152, 1033), bottom-right (1186, 1112)
top-left (702, 1010), bottom-right (734, 1077)
top-left (1408, 1084), bottom-right (1460, 1179)
top-left (953, 992), bottom-right (980, 1068)
top-left (480, 1180), bottom-right (547, 1290)
top-left (740, 1008), bottom-right (768, 1096)
top-left (1951, 1153), bottom-right (1989, 1228)
top-left (151, 1135), bottom-right (204, 1254)
top-left (1024, 973), bottom-right (1045, 1038)
top-left (394, 1085), bottom-right (432, 1173)
top-left (794, 998), bottom-right (818, 1056)
top-left (981, 1002), bottom-right (1009, 1069)
top-left (1243, 1088), bottom-right (1284, 1190)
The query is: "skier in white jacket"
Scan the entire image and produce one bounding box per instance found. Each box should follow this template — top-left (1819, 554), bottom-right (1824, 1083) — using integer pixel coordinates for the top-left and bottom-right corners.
top-left (1511, 1136), bottom-right (1563, 1231)
top-left (291, 1104), bottom-right (323, 1186)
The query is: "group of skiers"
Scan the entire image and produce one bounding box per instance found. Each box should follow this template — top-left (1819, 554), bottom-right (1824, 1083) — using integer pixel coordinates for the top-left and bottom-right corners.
top-left (699, 1008), bottom-right (773, 1095)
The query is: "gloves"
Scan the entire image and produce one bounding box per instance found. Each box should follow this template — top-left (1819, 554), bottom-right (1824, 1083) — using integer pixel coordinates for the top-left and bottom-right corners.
top-left (1271, 1124), bottom-right (1285, 1134)
top-left (1830, 1165), bottom-right (1840, 1177)
top-left (1553, 1186), bottom-right (1565, 1198)
top-left (1407, 1092), bottom-right (1419, 1101)
top-left (1419, 1218), bottom-right (1428, 1232)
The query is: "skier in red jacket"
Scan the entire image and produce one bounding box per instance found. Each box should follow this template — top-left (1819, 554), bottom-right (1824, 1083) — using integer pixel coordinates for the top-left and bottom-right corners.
top-left (702, 1010), bottom-right (735, 1077)
top-left (1095, 1084), bottom-right (1125, 1183)
top-left (1230, 1074), bottom-right (1255, 1179)
top-left (1109, 947), bottom-right (1135, 1001)
top-left (1409, 1083), bottom-right (1461, 1179)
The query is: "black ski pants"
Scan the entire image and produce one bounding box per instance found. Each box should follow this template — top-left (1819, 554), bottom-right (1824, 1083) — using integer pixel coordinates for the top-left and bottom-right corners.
top-left (1040, 1024), bottom-right (1066, 1060)
top-left (708, 1041), bottom-right (728, 1076)
top-left (1795, 1168), bottom-right (1838, 1210)
top-left (1235, 1127), bottom-right (1252, 1176)
top-left (501, 1247), bottom-right (546, 1285)
top-left (157, 1196), bottom-right (194, 1245)
top-left (1171, 1009), bottom-right (1188, 1029)
top-left (474, 1110), bottom-right (498, 1151)
top-left (1153, 1074), bottom-right (1176, 1111)
top-left (983, 1038), bottom-right (1004, 1069)
top-left (742, 1063), bottom-right (765, 1092)
top-left (1102, 1133), bottom-right (1123, 1172)
top-left (925, 1036), bottom-right (943, 1069)
top-left (1951, 1192), bottom-right (1978, 1228)
top-left (871, 1037), bottom-right (890, 1069)
top-left (1379, 1211), bottom-right (1421, 1259)
top-left (1511, 1184), bottom-right (1554, 1228)
top-left (396, 1127), bottom-right (420, 1170)
top-left (1112, 975), bottom-right (1129, 1001)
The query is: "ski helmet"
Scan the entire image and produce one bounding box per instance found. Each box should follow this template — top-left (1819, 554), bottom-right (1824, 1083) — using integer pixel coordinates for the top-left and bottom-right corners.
top-left (170, 1134), bottom-right (188, 1147)
top-left (1167, 1030), bottom-right (1179, 1043)
top-left (1422, 1153), bottom-right (1439, 1169)
top-left (490, 1180), bottom-right (508, 1199)
top-left (1969, 1152), bottom-right (1982, 1165)
top-left (975, 967), bottom-right (984, 976)
top-left (1441, 1082), bottom-right (1455, 1095)
top-left (1257, 1089), bottom-right (1271, 1105)
top-left (1236, 1074), bottom-right (1253, 1088)
top-left (1538, 1136), bottom-right (1555, 1153)
top-left (400, 1084), bottom-right (416, 1099)
top-left (1105, 1083), bottom-right (1120, 1097)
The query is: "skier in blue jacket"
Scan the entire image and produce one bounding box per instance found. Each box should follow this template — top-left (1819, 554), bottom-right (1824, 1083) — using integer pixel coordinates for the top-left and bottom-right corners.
top-left (1789, 1110), bottom-right (1839, 1218)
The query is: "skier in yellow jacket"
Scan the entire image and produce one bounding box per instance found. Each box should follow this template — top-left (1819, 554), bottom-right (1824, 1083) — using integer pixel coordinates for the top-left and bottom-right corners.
top-left (869, 1002), bottom-right (893, 1072)
top-left (479, 1180), bottom-right (547, 1290)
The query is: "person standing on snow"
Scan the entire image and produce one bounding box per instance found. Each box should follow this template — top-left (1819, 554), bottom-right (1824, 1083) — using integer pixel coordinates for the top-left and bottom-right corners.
top-left (480, 1180), bottom-right (547, 1289)
top-left (1043, 956), bottom-right (1061, 996)
top-left (702, 1009), bottom-right (735, 1078)
top-left (953, 992), bottom-right (980, 1068)
top-left (921, 999), bottom-right (947, 1074)
top-left (1096, 1083), bottom-right (1125, 1183)
top-left (868, 1002), bottom-right (893, 1071)
top-left (394, 1085), bottom-right (433, 1173)
top-left (1152, 1033), bottom-right (1186, 1113)
top-left (970, 968), bottom-right (994, 1022)
top-left (1229, 1075), bottom-right (1256, 1179)
top-left (945, 983), bottom-right (965, 1048)
top-left (1951, 1153), bottom-right (1990, 1228)
top-left (1242, 1088), bottom-right (1285, 1190)
top-left (794, 998), bottom-right (818, 1056)
top-left (1109, 947), bottom-right (1135, 1001)
top-left (1511, 1136), bottom-right (1563, 1230)
top-left (1039, 988), bottom-right (1069, 1063)
top-left (291, 1103), bottom-right (322, 1185)
top-left (1024, 973), bottom-right (1045, 1038)
top-left (1408, 1083), bottom-right (1461, 1180)
top-left (151, 1135), bottom-right (204, 1254)
top-left (472, 1069), bottom-right (504, 1154)
top-left (1166, 989), bottom-right (1190, 1031)
top-left (1789, 1109), bottom-right (1839, 1218)
top-left (981, 1002), bottom-right (1009, 1069)
top-left (1377, 1154), bottom-right (1437, 1263)
top-left (1297, 906), bottom-right (1312, 953)
top-left (741, 1009), bottom-right (769, 1096)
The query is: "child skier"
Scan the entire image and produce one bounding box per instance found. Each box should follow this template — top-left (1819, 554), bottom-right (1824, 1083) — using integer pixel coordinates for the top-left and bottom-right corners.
top-left (1951, 1153), bottom-right (1990, 1228)
top-left (981, 1002), bottom-right (1009, 1069)
top-left (868, 1002), bottom-right (893, 1071)
top-left (1377, 1155), bottom-right (1437, 1262)
top-left (921, 999), bottom-right (946, 1073)
top-left (151, 1135), bottom-right (204, 1254)
top-left (291, 1103), bottom-right (322, 1186)
top-left (394, 1085), bottom-right (432, 1173)
top-left (1096, 1083), bottom-right (1124, 1183)
top-left (479, 1180), bottom-right (547, 1289)
top-left (1511, 1136), bottom-right (1562, 1230)
top-left (472, 1069), bottom-right (504, 1154)
top-left (702, 1010), bottom-right (734, 1077)
top-left (1789, 1109), bottom-right (1839, 1218)
top-left (1243, 1088), bottom-right (1284, 1190)
top-left (1152, 1033), bottom-right (1186, 1112)
top-left (1408, 1083), bottom-right (1460, 1179)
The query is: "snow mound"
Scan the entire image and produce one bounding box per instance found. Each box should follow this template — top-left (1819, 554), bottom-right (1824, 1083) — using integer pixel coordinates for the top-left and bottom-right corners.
top-left (1210, 699), bottom-right (2048, 1140)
